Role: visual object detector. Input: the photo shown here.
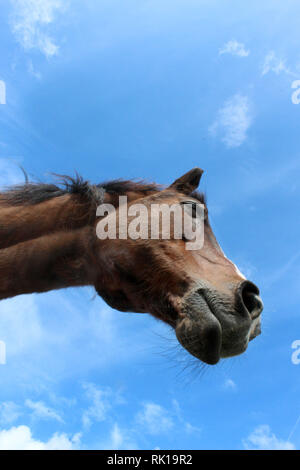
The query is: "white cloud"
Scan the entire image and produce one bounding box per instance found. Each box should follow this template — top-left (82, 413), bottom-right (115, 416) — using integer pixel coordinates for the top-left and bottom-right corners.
top-left (25, 399), bottom-right (64, 423)
top-left (262, 51), bottom-right (292, 76)
top-left (223, 378), bottom-right (237, 391)
top-left (10, 0), bottom-right (67, 57)
top-left (0, 402), bottom-right (21, 425)
top-left (27, 60), bottom-right (42, 79)
top-left (108, 423), bottom-right (123, 449)
top-left (82, 383), bottom-right (114, 430)
top-left (219, 40), bottom-right (249, 57)
top-left (172, 399), bottom-right (201, 435)
top-left (0, 391), bottom-right (200, 449)
top-left (209, 94), bottom-right (252, 148)
top-left (184, 422), bottom-right (201, 434)
top-left (243, 425), bottom-right (296, 450)
top-left (0, 295), bottom-right (43, 357)
top-left (100, 423), bottom-right (138, 450)
top-left (0, 285), bottom-right (149, 387)
top-left (0, 425), bottom-right (79, 450)
top-left (135, 402), bottom-right (173, 435)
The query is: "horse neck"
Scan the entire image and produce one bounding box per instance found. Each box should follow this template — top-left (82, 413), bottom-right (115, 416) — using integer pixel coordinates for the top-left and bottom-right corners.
top-left (0, 187), bottom-right (158, 300)
top-left (0, 226), bottom-right (97, 300)
top-left (0, 194), bottom-right (95, 249)
top-left (0, 189), bottom-right (157, 250)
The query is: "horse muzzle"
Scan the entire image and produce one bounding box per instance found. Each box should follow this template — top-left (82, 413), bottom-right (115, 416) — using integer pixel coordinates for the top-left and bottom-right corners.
top-left (175, 280), bottom-right (263, 364)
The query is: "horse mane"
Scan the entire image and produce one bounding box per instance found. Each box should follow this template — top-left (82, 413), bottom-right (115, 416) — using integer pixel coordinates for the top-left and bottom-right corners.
top-left (0, 174), bottom-right (160, 206)
top-left (0, 173), bottom-right (205, 206)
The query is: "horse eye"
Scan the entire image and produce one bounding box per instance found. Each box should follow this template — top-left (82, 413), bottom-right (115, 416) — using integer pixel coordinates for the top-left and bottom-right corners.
top-left (181, 201), bottom-right (200, 218)
top-left (181, 201), bottom-right (208, 223)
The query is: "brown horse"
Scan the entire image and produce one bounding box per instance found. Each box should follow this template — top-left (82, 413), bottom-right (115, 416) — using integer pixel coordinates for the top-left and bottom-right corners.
top-left (0, 168), bottom-right (263, 364)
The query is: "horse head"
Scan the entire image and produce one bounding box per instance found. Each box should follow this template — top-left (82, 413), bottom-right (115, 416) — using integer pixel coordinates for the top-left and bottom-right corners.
top-left (94, 168), bottom-right (263, 364)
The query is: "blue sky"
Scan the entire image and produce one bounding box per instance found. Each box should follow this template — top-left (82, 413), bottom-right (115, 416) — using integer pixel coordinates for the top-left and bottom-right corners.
top-left (0, 0), bottom-right (300, 450)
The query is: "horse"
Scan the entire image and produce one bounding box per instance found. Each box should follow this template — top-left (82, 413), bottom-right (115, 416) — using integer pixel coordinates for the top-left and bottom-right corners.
top-left (0, 167), bottom-right (263, 364)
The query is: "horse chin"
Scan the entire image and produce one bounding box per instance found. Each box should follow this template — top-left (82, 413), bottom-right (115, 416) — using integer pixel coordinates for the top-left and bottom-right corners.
top-left (175, 295), bottom-right (222, 365)
top-left (175, 317), bottom-right (222, 364)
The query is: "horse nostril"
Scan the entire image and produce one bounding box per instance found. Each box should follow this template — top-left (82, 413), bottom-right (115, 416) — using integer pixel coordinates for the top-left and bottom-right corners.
top-left (240, 281), bottom-right (263, 319)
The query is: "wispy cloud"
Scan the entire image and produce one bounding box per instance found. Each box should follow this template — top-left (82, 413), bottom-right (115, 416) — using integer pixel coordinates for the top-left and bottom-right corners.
top-left (243, 425), bottom-right (296, 450)
top-left (172, 399), bottom-right (201, 435)
top-left (262, 51), bottom-right (293, 76)
top-left (219, 40), bottom-right (249, 57)
top-left (27, 60), bottom-right (42, 79)
top-left (135, 402), bottom-right (173, 435)
top-left (0, 285), bottom-right (148, 385)
top-left (0, 402), bottom-right (22, 425)
top-left (81, 383), bottom-right (121, 430)
top-left (99, 423), bottom-right (138, 450)
top-left (10, 0), bottom-right (67, 57)
top-left (0, 295), bottom-right (43, 357)
top-left (0, 388), bottom-right (204, 449)
top-left (25, 399), bottom-right (64, 423)
top-left (209, 94), bottom-right (253, 148)
top-left (223, 378), bottom-right (237, 391)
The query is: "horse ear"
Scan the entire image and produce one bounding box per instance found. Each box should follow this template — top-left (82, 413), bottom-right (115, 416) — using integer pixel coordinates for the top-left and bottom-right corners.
top-left (169, 168), bottom-right (204, 194)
